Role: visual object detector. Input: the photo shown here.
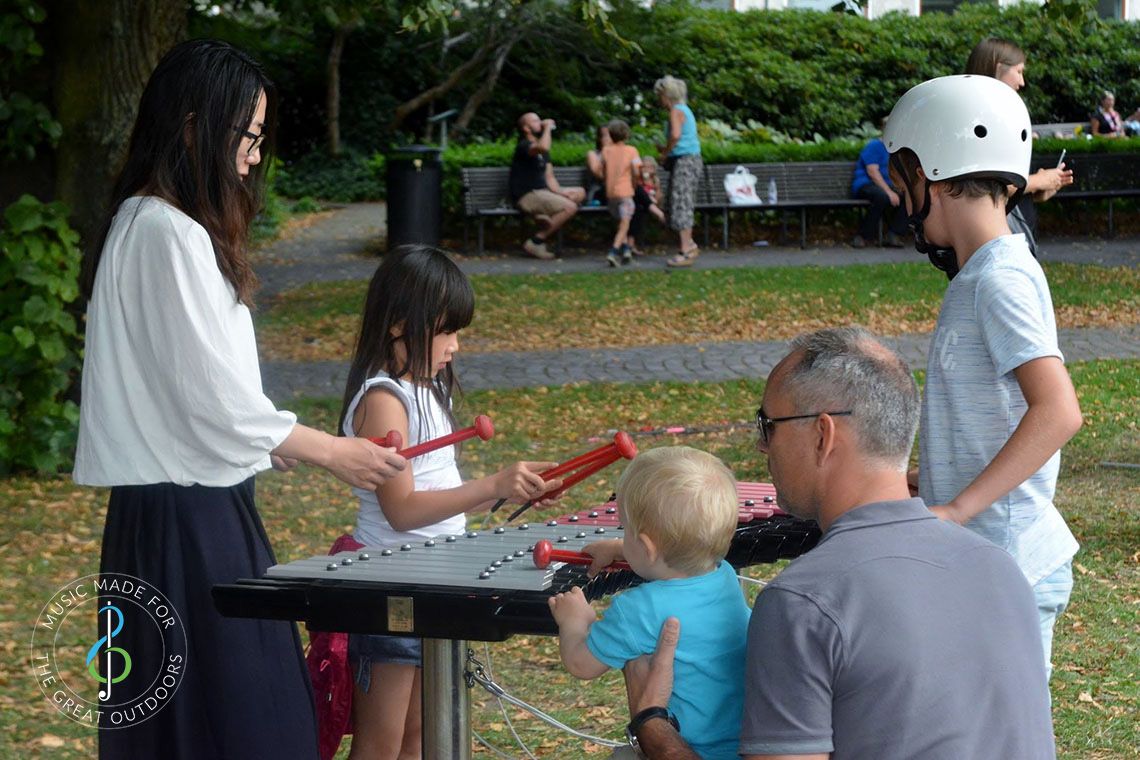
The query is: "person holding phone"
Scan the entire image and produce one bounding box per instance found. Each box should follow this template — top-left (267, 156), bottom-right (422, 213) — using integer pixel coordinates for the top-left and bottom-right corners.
top-left (965, 38), bottom-right (1074, 257)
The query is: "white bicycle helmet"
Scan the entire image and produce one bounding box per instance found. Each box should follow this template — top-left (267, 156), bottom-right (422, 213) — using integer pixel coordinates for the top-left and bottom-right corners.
top-left (884, 74), bottom-right (1032, 188)
top-left (883, 75), bottom-right (1032, 279)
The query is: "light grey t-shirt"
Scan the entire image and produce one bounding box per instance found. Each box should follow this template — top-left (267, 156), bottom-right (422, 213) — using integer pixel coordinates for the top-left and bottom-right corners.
top-left (918, 234), bottom-right (1077, 586)
top-left (740, 499), bottom-right (1055, 760)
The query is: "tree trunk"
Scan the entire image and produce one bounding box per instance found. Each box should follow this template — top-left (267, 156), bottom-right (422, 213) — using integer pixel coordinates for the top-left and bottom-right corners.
top-left (50, 0), bottom-right (187, 247)
top-left (327, 25), bottom-right (351, 157)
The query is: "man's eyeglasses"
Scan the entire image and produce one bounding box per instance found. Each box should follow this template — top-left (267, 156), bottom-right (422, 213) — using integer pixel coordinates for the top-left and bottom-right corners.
top-left (755, 407), bottom-right (853, 448)
top-left (233, 127), bottom-right (265, 156)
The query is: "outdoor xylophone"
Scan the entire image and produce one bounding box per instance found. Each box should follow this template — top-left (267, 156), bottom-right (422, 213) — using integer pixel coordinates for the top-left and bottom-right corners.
top-left (211, 481), bottom-right (819, 760)
top-left (211, 481), bottom-right (818, 641)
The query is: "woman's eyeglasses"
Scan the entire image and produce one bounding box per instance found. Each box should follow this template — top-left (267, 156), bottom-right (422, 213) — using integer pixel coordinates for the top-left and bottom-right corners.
top-left (233, 127), bottom-right (265, 156)
top-left (755, 407), bottom-right (853, 447)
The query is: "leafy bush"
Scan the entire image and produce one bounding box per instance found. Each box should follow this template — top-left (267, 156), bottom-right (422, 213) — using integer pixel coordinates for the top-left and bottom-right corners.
top-left (0, 195), bottom-right (81, 474)
top-left (210, 0), bottom-right (1140, 155)
top-left (274, 149), bottom-right (384, 202)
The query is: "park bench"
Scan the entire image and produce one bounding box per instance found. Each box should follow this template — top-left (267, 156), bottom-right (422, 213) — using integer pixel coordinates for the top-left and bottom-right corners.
top-left (460, 152), bottom-right (1140, 251)
top-left (462, 161), bottom-right (857, 253)
top-left (701, 161), bottom-right (870, 249)
top-left (460, 165), bottom-right (670, 254)
top-left (1035, 151), bottom-right (1140, 236)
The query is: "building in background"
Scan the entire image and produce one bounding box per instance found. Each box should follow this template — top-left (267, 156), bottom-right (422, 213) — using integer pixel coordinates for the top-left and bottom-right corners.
top-left (691, 0), bottom-right (1137, 21)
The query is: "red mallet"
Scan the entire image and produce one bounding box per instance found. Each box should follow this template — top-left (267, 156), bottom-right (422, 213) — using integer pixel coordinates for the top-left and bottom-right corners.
top-left (490, 432), bottom-right (638, 515)
top-left (506, 432), bottom-right (637, 523)
top-left (532, 539), bottom-right (631, 572)
top-left (369, 415), bottom-right (494, 459)
top-left (543, 432), bottom-right (637, 500)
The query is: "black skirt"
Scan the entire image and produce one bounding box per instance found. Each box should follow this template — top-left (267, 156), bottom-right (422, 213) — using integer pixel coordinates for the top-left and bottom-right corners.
top-left (98, 478), bottom-right (318, 760)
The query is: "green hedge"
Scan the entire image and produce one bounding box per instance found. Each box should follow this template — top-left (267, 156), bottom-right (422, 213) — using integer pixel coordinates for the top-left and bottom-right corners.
top-left (273, 133), bottom-right (1140, 218)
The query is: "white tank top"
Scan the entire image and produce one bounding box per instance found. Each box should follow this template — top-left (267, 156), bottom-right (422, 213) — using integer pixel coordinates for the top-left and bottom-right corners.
top-left (342, 372), bottom-right (465, 547)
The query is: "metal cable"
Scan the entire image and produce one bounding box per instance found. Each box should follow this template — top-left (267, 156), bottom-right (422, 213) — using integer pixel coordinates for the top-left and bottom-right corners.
top-left (468, 648), bottom-right (625, 749)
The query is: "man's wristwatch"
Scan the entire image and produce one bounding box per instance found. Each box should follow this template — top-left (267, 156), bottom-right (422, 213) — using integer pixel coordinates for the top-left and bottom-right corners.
top-left (625, 706), bottom-right (680, 749)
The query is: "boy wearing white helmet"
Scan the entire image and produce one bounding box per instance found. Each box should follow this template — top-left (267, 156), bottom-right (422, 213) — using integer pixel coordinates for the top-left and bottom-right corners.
top-left (885, 75), bottom-right (1082, 676)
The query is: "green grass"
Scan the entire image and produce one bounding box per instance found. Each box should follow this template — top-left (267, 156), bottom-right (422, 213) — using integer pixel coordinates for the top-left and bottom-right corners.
top-left (254, 262), bottom-right (1140, 361)
top-left (2, 361), bottom-right (1136, 757)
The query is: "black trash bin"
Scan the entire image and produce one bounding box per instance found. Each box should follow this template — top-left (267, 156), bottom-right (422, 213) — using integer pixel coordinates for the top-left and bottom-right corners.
top-left (385, 145), bottom-right (442, 251)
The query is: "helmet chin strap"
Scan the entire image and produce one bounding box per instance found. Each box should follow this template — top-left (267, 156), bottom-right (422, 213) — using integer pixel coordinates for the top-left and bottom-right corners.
top-left (890, 154), bottom-right (959, 281)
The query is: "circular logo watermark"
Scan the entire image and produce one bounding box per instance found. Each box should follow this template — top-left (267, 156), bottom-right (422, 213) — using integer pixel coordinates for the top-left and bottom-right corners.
top-left (29, 573), bottom-right (188, 729)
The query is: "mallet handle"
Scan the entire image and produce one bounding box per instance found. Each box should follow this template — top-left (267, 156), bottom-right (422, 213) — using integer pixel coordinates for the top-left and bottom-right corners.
top-left (369, 415), bottom-right (493, 459)
top-left (533, 539), bottom-right (631, 571)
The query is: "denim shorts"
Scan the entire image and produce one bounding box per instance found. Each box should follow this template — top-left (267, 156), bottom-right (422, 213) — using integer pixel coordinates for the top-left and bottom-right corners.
top-left (348, 633), bottom-right (422, 692)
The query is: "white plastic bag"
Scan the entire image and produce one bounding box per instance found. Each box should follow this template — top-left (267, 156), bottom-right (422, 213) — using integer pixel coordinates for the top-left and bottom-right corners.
top-left (724, 165), bottom-right (762, 206)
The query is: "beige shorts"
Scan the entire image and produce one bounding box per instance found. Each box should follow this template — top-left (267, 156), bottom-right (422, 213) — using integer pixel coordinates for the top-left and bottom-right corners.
top-left (517, 188), bottom-right (575, 217)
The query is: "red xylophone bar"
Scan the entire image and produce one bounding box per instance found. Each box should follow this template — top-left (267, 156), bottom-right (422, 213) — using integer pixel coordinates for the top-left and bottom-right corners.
top-left (490, 433), bottom-right (635, 515)
top-left (505, 432), bottom-right (637, 523)
top-left (532, 539), bottom-right (632, 572)
top-left (369, 415), bottom-right (494, 459)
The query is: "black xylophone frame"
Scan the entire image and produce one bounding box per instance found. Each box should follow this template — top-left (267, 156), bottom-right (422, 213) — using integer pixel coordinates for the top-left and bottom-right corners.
top-left (211, 483), bottom-right (820, 759)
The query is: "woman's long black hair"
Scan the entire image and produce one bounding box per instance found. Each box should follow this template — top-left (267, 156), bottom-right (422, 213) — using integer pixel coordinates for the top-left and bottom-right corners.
top-left (81, 39), bottom-right (275, 305)
top-left (338, 245), bottom-right (476, 440)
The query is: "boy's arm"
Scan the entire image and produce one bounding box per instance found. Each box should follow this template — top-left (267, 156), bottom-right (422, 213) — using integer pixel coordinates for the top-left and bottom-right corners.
top-left (548, 587), bottom-right (609, 679)
top-left (582, 538), bottom-right (625, 577)
top-left (929, 355), bottom-right (1082, 524)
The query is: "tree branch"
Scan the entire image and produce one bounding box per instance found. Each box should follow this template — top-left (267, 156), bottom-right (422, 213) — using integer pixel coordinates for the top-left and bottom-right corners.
top-left (452, 34), bottom-right (519, 135)
top-left (390, 38), bottom-right (496, 130)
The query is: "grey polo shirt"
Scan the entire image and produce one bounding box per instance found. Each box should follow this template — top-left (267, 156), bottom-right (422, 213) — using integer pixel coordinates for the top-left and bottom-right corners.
top-left (740, 498), bottom-right (1055, 760)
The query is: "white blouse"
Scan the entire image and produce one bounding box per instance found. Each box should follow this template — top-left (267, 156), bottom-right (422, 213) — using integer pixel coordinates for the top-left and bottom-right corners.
top-left (73, 196), bottom-right (295, 488)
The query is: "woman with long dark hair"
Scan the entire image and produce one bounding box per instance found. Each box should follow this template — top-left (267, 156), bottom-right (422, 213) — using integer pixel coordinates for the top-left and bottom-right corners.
top-left (74, 39), bottom-right (405, 758)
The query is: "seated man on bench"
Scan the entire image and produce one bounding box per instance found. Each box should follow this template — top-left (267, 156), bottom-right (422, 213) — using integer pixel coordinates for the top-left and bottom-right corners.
top-left (510, 112), bottom-right (585, 260)
top-left (851, 125), bottom-right (908, 249)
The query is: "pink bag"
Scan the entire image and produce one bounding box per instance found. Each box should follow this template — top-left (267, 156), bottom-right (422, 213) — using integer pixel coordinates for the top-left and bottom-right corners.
top-left (306, 533), bottom-right (365, 760)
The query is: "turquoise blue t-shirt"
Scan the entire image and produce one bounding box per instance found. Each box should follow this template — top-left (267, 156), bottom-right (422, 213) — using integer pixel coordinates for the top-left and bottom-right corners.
top-left (587, 561), bottom-right (749, 760)
top-left (667, 104), bottom-right (701, 157)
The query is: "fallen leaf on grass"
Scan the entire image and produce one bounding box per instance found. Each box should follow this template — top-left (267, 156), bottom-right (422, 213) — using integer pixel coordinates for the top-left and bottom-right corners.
top-left (1077, 691), bottom-right (1104, 709)
top-left (39, 735), bottom-right (65, 748)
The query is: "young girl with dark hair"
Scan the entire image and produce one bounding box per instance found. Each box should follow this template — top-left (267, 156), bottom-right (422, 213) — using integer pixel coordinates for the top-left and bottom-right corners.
top-left (338, 246), bottom-right (559, 760)
top-left (74, 39), bottom-right (405, 758)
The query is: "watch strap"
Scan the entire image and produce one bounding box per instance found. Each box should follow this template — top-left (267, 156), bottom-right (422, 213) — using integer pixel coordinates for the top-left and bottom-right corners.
top-left (627, 705), bottom-right (680, 737)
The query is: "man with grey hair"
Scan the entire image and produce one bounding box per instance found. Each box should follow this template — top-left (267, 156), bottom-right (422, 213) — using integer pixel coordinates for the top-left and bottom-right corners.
top-left (621, 326), bottom-right (1055, 759)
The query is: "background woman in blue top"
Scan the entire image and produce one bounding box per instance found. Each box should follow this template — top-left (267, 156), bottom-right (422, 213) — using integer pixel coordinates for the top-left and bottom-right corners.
top-left (654, 76), bottom-right (704, 268)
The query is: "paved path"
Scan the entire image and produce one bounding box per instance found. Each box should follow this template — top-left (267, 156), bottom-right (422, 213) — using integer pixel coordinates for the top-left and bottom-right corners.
top-left (262, 326), bottom-right (1140, 401)
top-left (254, 202), bottom-right (1140, 297)
top-left (255, 203), bottom-right (1140, 401)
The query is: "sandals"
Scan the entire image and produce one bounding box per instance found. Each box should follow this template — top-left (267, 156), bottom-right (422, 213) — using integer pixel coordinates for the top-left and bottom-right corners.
top-left (666, 246), bottom-right (700, 268)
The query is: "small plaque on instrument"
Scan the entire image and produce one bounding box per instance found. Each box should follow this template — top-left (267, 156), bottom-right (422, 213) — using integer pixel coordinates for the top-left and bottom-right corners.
top-left (388, 596), bottom-right (414, 632)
